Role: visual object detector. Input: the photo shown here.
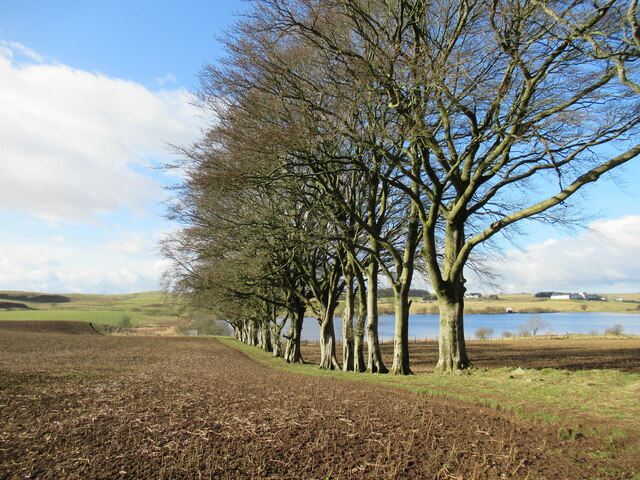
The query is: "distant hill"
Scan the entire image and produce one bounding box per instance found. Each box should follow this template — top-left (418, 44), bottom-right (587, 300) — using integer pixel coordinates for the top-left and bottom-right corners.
top-left (0, 301), bottom-right (33, 310)
top-left (0, 292), bottom-right (71, 304)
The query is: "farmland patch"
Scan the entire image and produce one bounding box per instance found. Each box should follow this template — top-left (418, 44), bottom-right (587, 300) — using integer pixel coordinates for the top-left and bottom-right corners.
top-left (1, 328), bottom-right (638, 479)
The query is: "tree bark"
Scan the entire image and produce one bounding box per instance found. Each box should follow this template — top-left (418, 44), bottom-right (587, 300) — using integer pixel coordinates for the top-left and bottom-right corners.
top-left (270, 318), bottom-right (286, 358)
top-left (317, 277), bottom-right (341, 370)
top-left (260, 318), bottom-right (272, 352)
top-left (342, 272), bottom-right (355, 371)
top-left (366, 261), bottom-right (388, 373)
top-left (391, 286), bottom-right (412, 375)
top-left (435, 284), bottom-right (471, 372)
top-left (249, 321), bottom-right (259, 346)
top-left (423, 216), bottom-right (473, 372)
top-left (241, 322), bottom-right (256, 345)
top-left (390, 197), bottom-right (419, 375)
top-left (284, 299), bottom-right (305, 363)
top-left (318, 308), bottom-right (341, 370)
top-left (353, 271), bottom-right (367, 372)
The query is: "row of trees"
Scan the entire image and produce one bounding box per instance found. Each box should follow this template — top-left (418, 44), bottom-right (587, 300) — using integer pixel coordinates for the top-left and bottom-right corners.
top-left (163, 0), bottom-right (640, 373)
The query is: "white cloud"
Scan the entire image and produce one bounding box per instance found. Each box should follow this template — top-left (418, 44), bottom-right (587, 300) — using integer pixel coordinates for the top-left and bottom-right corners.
top-left (0, 40), bottom-right (44, 62)
top-left (0, 42), bottom-right (201, 222)
top-left (478, 216), bottom-right (640, 293)
top-left (101, 231), bottom-right (156, 256)
top-left (0, 238), bottom-right (170, 294)
top-left (155, 73), bottom-right (177, 86)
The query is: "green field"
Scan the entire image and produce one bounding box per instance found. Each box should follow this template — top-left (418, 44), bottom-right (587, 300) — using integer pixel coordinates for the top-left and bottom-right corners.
top-left (0, 310), bottom-right (128, 325)
top-left (0, 291), bottom-right (182, 326)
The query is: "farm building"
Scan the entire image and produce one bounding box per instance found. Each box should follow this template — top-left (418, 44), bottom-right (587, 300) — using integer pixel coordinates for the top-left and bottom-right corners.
top-left (550, 292), bottom-right (601, 300)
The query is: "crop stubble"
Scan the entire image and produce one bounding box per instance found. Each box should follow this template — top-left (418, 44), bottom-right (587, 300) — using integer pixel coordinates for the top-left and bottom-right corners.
top-left (0, 324), bottom-right (635, 479)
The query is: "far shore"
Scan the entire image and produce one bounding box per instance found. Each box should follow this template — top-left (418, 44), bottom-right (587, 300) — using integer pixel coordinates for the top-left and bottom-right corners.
top-left (369, 293), bottom-right (640, 316)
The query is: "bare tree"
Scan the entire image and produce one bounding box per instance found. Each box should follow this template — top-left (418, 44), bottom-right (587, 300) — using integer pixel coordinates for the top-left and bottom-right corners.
top-left (410, 1), bottom-right (639, 370)
top-left (323, 0), bottom-right (640, 370)
top-left (475, 328), bottom-right (494, 340)
top-left (605, 323), bottom-right (624, 336)
top-left (526, 316), bottom-right (547, 337)
top-left (166, 0), bottom-right (640, 374)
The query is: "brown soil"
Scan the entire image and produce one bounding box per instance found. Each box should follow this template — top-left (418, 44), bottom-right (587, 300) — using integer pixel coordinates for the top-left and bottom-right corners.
top-left (301, 337), bottom-right (640, 374)
top-left (1, 326), bottom-right (637, 479)
top-left (0, 320), bottom-right (102, 335)
top-left (120, 324), bottom-right (183, 336)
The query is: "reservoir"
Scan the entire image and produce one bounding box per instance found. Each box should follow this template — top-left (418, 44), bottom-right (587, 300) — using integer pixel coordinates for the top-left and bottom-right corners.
top-left (299, 312), bottom-right (640, 341)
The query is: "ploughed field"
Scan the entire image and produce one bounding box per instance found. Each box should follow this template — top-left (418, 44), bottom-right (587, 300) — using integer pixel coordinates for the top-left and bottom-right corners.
top-left (1, 323), bottom-right (638, 479)
top-left (301, 337), bottom-right (640, 374)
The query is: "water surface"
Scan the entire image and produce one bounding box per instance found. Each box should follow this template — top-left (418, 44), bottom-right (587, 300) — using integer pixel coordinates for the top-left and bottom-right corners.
top-left (298, 312), bottom-right (640, 341)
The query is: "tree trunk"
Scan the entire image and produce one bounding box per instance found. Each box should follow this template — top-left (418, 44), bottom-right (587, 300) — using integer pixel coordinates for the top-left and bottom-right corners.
top-left (353, 274), bottom-right (367, 372)
top-left (366, 263), bottom-right (388, 373)
top-left (318, 309), bottom-right (340, 370)
top-left (391, 196), bottom-right (419, 375)
top-left (260, 318), bottom-right (272, 352)
top-left (249, 321), bottom-right (259, 346)
top-left (391, 286), bottom-right (412, 375)
top-left (342, 273), bottom-right (355, 372)
top-left (424, 215), bottom-right (472, 372)
top-left (435, 284), bottom-right (471, 372)
top-left (390, 202), bottom-right (419, 375)
top-left (284, 300), bottom-right (305, 363)
top-left (242, 322), bottom-right (255, 345)
top-left (270, 319), bottom-right (286, 358)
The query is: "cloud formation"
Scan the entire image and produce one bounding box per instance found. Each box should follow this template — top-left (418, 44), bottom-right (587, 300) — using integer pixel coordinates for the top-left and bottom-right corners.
top-left (0, 42), bottom-right (201, 222)
top-left (0, 40), bottom-right (44, 62)
top-left (155, 73), bottom-right (178, 86)
top-left (481, 216), bottom-right (640, 293)
top-left (0, 233), bottom-right (170, 294)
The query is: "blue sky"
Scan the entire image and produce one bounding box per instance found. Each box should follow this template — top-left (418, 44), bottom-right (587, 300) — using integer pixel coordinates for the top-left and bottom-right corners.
top-left (0, 1), bottom-right (639, 294)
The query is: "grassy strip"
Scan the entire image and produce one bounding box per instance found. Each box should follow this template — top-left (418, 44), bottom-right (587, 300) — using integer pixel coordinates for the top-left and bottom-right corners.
top-left (0, 309), bottom-right (180, 327)
top-left (217, 337), bottom-right (640, 437)
top-left (0, 310), bottom-right (129, 325)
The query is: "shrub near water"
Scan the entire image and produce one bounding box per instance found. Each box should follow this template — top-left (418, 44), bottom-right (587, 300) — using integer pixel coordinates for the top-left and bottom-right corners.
top-left (605, 324), bottom-right (624, 335)
top-left (178, 312), bottom-right (231, 336)
top-left (475, 327), bottom-right (494, 340)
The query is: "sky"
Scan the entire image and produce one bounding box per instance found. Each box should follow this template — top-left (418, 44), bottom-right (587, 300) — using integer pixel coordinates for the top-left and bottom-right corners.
top-left (0, 1), bottom-right (639, 295)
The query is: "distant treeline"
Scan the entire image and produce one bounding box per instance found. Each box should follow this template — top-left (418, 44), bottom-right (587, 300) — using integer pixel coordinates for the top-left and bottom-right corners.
top-left (0, 293), bottom-right (71, 303)
top-left (378, 288), bottom-right (435, 299)
top-left (0, 301), bottom-right (33, 310)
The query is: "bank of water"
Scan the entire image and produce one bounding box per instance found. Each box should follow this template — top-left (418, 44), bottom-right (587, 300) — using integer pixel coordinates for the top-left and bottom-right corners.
top-left (299, 312), bottom-right (640, 341)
